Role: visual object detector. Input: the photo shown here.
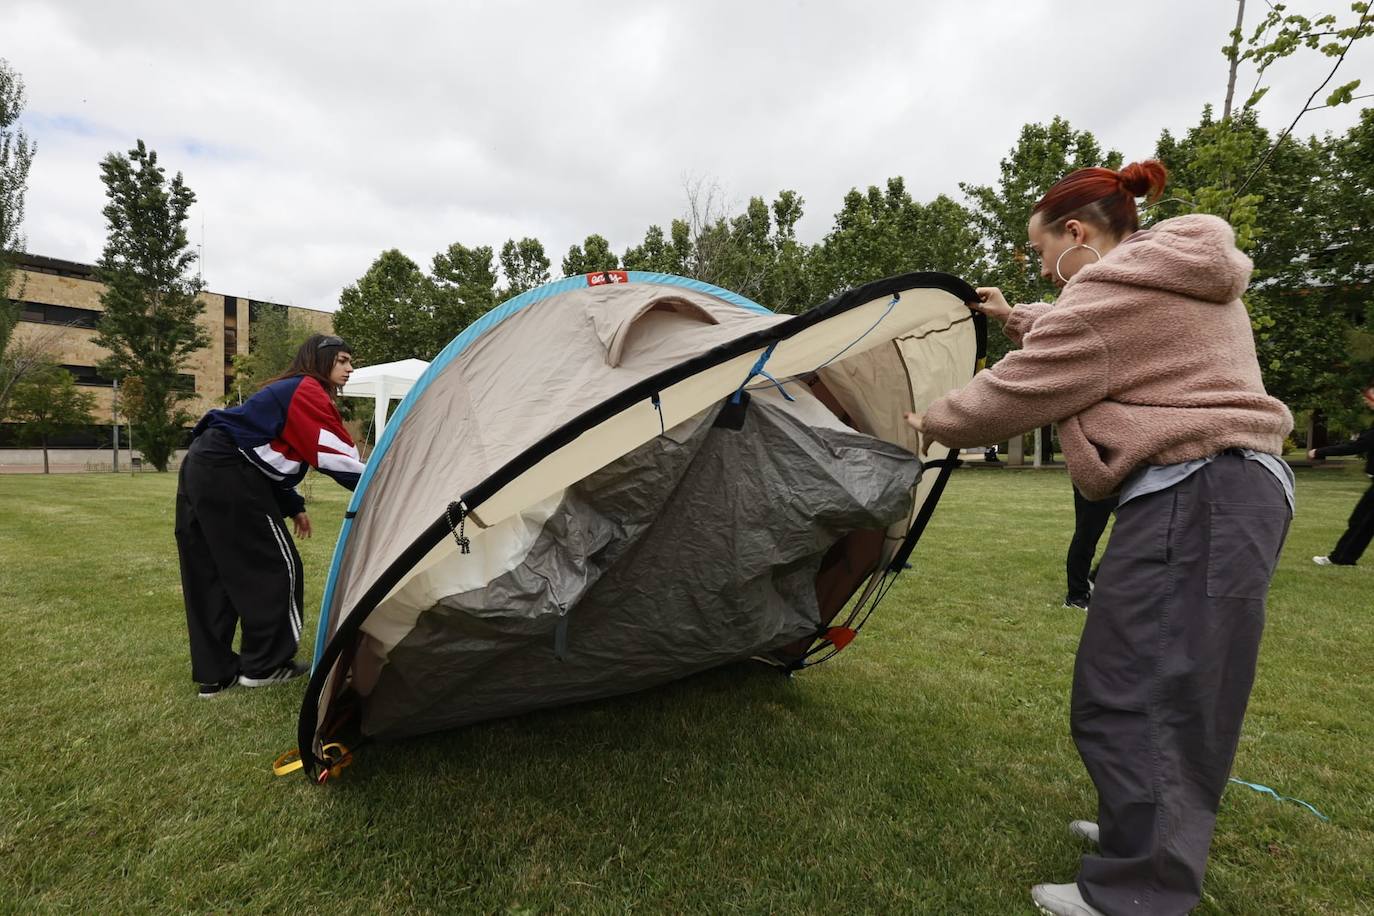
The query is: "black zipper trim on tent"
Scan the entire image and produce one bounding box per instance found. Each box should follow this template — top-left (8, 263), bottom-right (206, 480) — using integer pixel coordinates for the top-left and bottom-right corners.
top-left (295, 271), bottom-right (979, 779)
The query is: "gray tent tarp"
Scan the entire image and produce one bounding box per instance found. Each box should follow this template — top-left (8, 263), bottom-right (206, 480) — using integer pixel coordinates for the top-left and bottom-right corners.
top-left (297, 270), bottom-right (982, 779)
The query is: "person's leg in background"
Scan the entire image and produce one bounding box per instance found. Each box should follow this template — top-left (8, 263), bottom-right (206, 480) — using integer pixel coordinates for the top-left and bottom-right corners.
top-left (1065, 486), bottom-right (1116, 609)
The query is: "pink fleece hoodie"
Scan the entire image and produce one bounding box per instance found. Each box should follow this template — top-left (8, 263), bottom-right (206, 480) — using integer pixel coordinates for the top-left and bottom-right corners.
top-left (922, 214), bottom-right (1293, 500)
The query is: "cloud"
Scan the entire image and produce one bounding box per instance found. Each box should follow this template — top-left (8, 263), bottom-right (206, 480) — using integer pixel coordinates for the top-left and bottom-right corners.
top-left (6, 0), bottom-right (1372, 310)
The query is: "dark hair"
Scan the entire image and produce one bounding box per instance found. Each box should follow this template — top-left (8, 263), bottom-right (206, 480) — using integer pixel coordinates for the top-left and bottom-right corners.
top-left (265, 333), bottom-right (352, 396)
top-left (1032, 160), bottom-right (1169, 239)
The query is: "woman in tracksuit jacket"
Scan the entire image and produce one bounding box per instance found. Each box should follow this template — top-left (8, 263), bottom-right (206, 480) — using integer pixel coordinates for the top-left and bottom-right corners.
top-left (175, 334), bottom-right (364, 697)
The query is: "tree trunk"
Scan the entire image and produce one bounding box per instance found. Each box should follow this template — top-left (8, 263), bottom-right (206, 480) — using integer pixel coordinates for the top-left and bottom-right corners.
top-left (1038, 424), bottom-right (1055, 464)
top-left (1223, 0), bottom-right (1247, 120)
top-left (1308, 409), bottom-right (1328, 452)
top-left (41, 435), bottom-right (49, 474)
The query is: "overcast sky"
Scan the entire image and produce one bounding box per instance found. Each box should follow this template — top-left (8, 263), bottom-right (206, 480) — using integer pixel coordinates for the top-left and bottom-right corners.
top-left (5, 0), bottom-right (1372, 310)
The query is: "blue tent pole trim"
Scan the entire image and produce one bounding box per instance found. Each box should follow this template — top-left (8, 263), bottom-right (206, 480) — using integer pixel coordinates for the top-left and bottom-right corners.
top-left (312, 272), bottom-right (773, 670)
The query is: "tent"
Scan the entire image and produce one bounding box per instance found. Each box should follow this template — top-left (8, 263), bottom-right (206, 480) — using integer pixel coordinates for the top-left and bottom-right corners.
top-left (340, 357), bottom-right (430, 442)
top-left (294, 270), bottom-right (983, 780)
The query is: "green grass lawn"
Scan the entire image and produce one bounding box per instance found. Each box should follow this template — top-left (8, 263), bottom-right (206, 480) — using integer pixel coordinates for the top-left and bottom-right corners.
top-left (1, 467), bottom-right (1371, 914)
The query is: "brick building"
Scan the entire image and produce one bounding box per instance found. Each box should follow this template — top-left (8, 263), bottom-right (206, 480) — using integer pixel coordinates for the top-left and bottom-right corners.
top-left (3, 252), bottom-right (333, 466)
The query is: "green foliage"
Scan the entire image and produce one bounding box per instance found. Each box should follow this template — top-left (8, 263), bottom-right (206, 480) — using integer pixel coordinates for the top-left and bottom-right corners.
top-left (431, 242), bottom-right (497, 342)
top-left (623, 189), bottom-right (815, 313)
top-left (622, 223), bottom-right (689, 274)
top-left (1, 58), bottom-right (37, 379)
top-left (811, 180), bottom-right (986, 303)
top-left (336, 243), bottom-right (502, 364)
top-left (762, 190), bottom-right (811, 314)
top-left (93, 140), bottom-right (207, 472)
top-left (498, 237), bottom-right (551, 300)
top-left (1235, 1), bottom-right (1373, 119)
top-left (9, 363), bottom-right (96, 472)
top-left (561, 234), bottom-right (619, 277)
top-left (225, 307), bottom-right (320, 403)
top-left (334, 249), bottom-right (437, 364)
top-left (962, 118), bottom-right (1121, 362)
top-left (1154, 107), bottom-right (1273, 252)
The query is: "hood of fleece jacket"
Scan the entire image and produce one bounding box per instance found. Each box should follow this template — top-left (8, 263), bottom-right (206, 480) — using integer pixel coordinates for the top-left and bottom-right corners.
top-left (1074, 214), bottom-right (1253, 304)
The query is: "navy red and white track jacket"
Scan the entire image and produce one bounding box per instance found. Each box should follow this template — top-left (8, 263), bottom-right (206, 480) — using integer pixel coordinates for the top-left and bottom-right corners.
top-left (193, 375), bottom-right (364, 517)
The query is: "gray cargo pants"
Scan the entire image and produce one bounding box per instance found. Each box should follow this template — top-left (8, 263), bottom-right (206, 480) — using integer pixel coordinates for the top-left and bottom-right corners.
top-left (1072, 454), bottom-right (1290, 915)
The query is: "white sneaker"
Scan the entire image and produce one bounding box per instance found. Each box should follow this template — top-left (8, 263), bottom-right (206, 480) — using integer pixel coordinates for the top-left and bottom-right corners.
top-left (1032, 883), bottom-right (1106, 916)
top-left (1069, 819), bottom-right (1100, 844)
top-left (1312, 556), bottom-right (1334, 566)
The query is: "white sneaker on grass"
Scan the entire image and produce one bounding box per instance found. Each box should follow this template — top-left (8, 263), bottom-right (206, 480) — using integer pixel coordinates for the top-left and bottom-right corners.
top-left (238, 661), bottom-right (308, 688)
top-left (1069, 820), bottom-right (1100, 844)
top-left (1313, 556), bottom-right (1334, 566)
top-left (1032, 883), bottom-right (1106, 916)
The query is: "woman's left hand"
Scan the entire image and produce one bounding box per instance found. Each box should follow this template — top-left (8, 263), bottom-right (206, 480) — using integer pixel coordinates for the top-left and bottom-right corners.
top-left (293, 512), bottom-right (313, 538)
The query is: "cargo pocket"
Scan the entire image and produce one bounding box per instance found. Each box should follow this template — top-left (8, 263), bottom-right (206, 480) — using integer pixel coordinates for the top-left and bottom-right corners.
top-left (1206, 502), bottom-right (1290, 599)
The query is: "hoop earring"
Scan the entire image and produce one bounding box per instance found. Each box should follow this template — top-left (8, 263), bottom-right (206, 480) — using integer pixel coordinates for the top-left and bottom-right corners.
top-left (1054, 243), bottom-right (1102, 284)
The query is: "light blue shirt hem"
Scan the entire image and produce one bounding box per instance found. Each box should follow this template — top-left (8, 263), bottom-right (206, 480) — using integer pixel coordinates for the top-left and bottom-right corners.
top-left (1117, 450), bottom-right (1295, 515)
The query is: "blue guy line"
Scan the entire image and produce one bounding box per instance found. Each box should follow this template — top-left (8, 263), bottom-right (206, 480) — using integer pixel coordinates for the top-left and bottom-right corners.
top-left (811, 293), bottom-right (901, 374)
top-left (1228, 777), bottom-right (1330, 821)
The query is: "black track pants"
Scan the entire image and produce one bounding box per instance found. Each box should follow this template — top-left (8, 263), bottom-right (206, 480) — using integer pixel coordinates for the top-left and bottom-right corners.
top-left (1067, 486), bottom-right (1117, 603)
top-left (1330, 480), bottom-right (1374, 565)
top-left (1072, 454), bottom-right (1290, 915)
top-left (174, 433), bottom-right (304, 684)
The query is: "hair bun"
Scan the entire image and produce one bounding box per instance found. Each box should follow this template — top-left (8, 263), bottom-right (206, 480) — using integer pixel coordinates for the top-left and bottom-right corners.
top-left (1118, 160), bottom-right (1168, 201)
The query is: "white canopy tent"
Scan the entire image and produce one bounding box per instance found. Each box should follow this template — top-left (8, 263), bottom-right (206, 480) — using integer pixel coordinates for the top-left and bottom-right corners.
top-left (340, 358), bottom-right (430, 444)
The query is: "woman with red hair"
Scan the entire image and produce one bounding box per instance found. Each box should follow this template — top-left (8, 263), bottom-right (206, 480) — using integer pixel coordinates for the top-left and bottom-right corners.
top-left (907, 162), bottom-right (1294, 915)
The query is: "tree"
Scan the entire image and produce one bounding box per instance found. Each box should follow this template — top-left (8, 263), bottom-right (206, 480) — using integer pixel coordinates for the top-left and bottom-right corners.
top-left (0, 58), bottom-right (38, 416)
top-left (431, 242), bottom-right (497, 347)
top-left (334, 249), bottom-right (437, 364)
top-left (10, 363), bottom-right (96, 473)
top-left (1226, 1), bottom-right (1373, 204)
top-left (498, 237), bottom-right (551, 299)
top-left (762, 189), bottom-right (813, 314)
top-left (93, 140), bottom-right (208, 472)
top-left (962, 118), bottom-right (1122, 363)
top-left (0, 324), bottom-right (64, 423)
top-left (561, 234), bottom-right (619, 277)
top-left (622, 223), bottom-right (690, 275)
top-left (811, 179), bottom-right (986, 302)
top-left (225, 306), bottom-right (319, 403)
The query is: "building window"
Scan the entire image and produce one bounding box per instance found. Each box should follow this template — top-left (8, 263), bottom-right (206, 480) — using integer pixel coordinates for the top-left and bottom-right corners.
top-left (62, 364), bottom-right (115, 387)
top-left (59, 365), bottom-right (197, 393)
top-left (13, 300), bottom-right (102, 329)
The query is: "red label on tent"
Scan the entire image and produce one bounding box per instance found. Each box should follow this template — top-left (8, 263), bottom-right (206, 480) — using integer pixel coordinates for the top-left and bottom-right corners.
top-left (587, 271), bottom-right (629, 286)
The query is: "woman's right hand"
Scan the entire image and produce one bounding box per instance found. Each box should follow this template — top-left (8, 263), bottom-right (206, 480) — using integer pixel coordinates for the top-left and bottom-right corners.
top-left (970, 287), bottom-right (1012, 322)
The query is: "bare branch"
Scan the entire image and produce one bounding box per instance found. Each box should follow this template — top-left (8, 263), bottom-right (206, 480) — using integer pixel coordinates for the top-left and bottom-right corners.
top-left (1231, 6), bottom-right (1372, 207)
